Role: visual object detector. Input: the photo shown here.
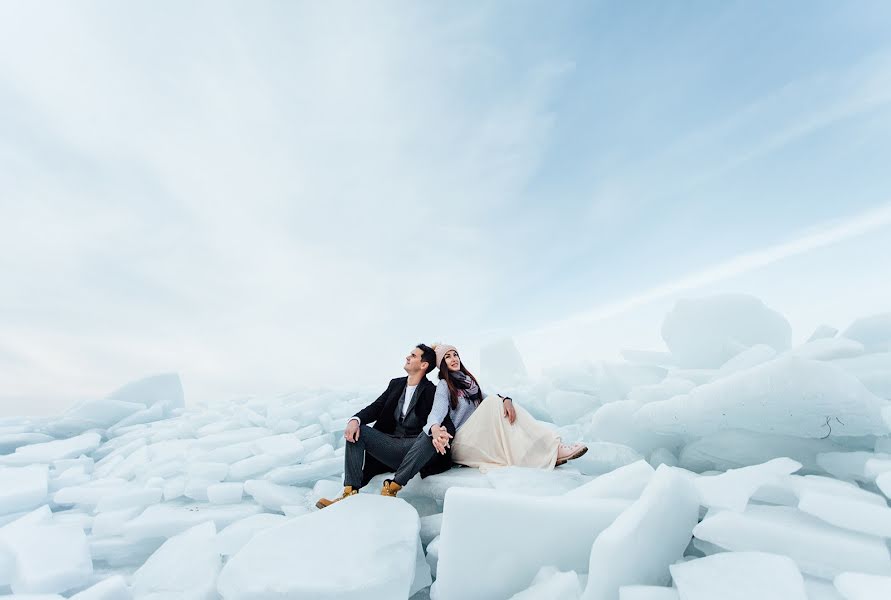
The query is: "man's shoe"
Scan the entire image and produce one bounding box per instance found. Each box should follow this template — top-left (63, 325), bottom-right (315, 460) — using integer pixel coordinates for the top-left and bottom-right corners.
top-left (380, 479), bottom-right (402, 497)
top-left (315, 486), bottom-right (358, 509)
top-left (555, 443), bottom-right (588, 466)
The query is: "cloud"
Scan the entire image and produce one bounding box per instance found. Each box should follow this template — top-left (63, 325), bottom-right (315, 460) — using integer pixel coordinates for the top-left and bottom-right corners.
top-left (527, 201), bottom-right (891, 337)
top-left (0, 3), bottom-right (571, 414)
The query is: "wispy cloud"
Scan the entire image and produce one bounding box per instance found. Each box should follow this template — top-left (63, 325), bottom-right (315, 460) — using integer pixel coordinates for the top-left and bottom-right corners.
top-left (527, 202), bottom-right (891, 336)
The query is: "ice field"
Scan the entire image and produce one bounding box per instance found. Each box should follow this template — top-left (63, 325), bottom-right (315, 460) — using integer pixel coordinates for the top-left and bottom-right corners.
top-left (2, 293), bottom-right (891, 599)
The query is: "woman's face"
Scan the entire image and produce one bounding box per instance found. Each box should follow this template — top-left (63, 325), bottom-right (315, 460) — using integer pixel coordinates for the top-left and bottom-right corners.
top-left (444, 350), bottom-right (461, 372)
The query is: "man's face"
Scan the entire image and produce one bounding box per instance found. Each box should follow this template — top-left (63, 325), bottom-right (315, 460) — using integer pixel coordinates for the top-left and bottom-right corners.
top-left (404, 347), bottom-right (427, 375)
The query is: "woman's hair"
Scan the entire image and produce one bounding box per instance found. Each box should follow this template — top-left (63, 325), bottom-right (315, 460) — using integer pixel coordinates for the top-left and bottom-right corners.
top-left (438, 352), bottom-right (483, 410)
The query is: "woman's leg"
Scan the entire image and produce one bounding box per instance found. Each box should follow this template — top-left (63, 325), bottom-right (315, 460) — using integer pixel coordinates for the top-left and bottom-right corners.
top-left (452, 396), bottom-right (560, 470)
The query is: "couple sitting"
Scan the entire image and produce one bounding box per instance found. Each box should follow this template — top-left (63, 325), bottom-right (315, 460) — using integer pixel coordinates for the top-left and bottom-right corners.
top-left (316, 343), bottom-right (588, 508)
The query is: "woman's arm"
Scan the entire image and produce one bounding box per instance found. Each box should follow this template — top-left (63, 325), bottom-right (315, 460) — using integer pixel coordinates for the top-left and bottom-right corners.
top-left (423, 380), bottom-right (451, 436)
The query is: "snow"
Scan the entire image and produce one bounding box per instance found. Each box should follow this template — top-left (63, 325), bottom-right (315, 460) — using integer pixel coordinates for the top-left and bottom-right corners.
top-left (582, 465), bottom-right (698, 600)
top-left (432, 487), bottom-right (629, 600)
top-left (132, 521), bottom-right (219, 599)
top-left (833, 572), bottom-right (891, 599)
top-left (217, 495), bottom-right (419, 600)
top-left (669, 552), bottom-right (807, 600)
top-left (660, 294), bottom-right (792, 368)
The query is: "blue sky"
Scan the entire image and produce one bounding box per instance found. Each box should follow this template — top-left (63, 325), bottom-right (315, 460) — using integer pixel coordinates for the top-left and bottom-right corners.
top-left (1, 2), bottom-right (891, 415)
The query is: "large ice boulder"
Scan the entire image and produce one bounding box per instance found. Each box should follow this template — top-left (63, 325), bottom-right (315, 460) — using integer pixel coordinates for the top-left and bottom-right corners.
top-left (679, 430), bottom-right (855, 474)
top-left (60, 399), bottom-right (146, 432)
top-left (587, 401), bottom-right (682, 457)
top-left (0, 466), bottom-right (48, 515)
top-left (694, 458), bottom-right (802, 512)
top-left (509, 566), bottom-right (582, 599)
top-left (0, 433), bottom-right (102, 467)
top-left (132, 521), bottom-right (220, 599)
top-left (432, 488), bottom-right (629, 600)
top-left (834, 572), bottom-right (891, 599)
top-left (661, 295), bottom-right (791, 368)
top-left (670, 552), bottom-right (807, 600)
top-left (832, 353), bottom-right (891, 400)
top-left (546, 391), bottom-right (600, 426)
top-left (582, 465), bottom-right (699, 600)
top-left (565, 460), bottom-right (654, 500)
top-left (107, 373), bottom-right (184, 411)
top-left (798, 490), bottom-right (891, 537)
top-left (69, 575), bottom-right (131, 600)
top-left (635, 357), bottom-right (890, 439)
top-left (789, 338), bottom-right (865, 361)
top-left (480, 338), bottom-right (528, 387)
top-left (2, 520), bottom-right (93, 594)
top-left (217, 495), bottom-right (420, 600)
top-left (216, 514), bottom-right (289, 556)
top-left (843, 313), bottom-right (891, 352)
top-left (692, 505), bottom-right (891, 579)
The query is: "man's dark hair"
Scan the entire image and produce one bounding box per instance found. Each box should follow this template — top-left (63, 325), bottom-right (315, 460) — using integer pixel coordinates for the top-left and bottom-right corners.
top-left (416, 343), bottom-right (436, 375)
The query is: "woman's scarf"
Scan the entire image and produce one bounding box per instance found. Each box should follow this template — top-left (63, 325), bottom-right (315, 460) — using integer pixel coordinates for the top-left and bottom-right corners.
top-left (450, 371), bottom-right (482, 404)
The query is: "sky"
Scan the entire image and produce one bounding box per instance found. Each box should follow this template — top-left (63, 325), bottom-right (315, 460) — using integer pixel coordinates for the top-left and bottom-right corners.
top-left (2, 2), bottom-right (891, 416)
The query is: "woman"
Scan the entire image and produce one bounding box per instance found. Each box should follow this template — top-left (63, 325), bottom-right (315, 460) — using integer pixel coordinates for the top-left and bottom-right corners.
top-left (425, 343), bottom-right (587, 471)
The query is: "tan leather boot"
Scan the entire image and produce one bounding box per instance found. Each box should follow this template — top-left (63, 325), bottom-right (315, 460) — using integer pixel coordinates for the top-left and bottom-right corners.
top-left (315, 486), bottom-right (358, 509)
top-left (380, 479), bottom-right (402, 497)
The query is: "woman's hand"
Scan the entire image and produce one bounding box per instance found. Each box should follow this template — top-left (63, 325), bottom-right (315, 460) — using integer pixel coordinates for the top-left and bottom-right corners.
top-left (430, 424), bottom-right (453, 455)
top-left (502, 397), bottom-right (517, 424)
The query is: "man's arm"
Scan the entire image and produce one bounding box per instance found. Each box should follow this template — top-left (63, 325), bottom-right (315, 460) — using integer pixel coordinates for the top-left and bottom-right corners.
top-left (353, 380), bottom-right (394, 425)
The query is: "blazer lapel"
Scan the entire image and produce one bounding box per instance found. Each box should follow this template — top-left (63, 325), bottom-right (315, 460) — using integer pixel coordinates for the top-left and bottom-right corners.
top-left (402, 379), bottom-right (426, 418)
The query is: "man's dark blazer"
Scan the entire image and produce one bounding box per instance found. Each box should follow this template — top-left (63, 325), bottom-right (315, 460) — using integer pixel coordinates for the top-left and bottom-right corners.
top-left (353, 375), bottom-right (455, 486)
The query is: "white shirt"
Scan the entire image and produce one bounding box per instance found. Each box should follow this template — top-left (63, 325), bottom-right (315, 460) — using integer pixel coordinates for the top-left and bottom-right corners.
top-left (348, 382), bottom-right (420, 428)
top-left (402, 384), bottom-right (418, 417)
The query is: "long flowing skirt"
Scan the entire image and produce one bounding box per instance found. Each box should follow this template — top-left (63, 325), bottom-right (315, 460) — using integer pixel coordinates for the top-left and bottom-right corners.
top-left (451, 395), bottom-right (560, 471)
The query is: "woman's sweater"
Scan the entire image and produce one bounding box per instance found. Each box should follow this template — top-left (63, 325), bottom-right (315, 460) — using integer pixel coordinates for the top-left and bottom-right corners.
top-left (424, 379), bottom-right (491, 434)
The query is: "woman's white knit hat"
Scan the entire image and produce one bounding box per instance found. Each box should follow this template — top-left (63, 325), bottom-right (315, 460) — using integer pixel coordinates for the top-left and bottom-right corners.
top-left (431, 343), bottom-right (458, 369)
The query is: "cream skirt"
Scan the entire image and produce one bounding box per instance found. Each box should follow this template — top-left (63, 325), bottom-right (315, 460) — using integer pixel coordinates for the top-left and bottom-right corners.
top-left (450, 395), bottom-right (560, 471)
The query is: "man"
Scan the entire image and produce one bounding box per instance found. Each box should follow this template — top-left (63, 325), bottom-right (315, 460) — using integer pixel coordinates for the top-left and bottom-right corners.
top-left (316, 343), bottom-right (455, 508)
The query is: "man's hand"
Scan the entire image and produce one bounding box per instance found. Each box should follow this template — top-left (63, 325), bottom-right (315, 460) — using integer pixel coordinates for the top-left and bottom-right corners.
top-left (502, 397), bottom-right (517, 424)
top-left (344, 419), bottom-right (360, 443)
top-left (430, 424), bottom-right (453, 455)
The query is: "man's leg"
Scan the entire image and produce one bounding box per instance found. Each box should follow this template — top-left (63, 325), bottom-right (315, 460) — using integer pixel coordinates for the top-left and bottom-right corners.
top-left (392, 432), bottom-right (438, 486)
top-left (344, 425), bottom-right (411, 488)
